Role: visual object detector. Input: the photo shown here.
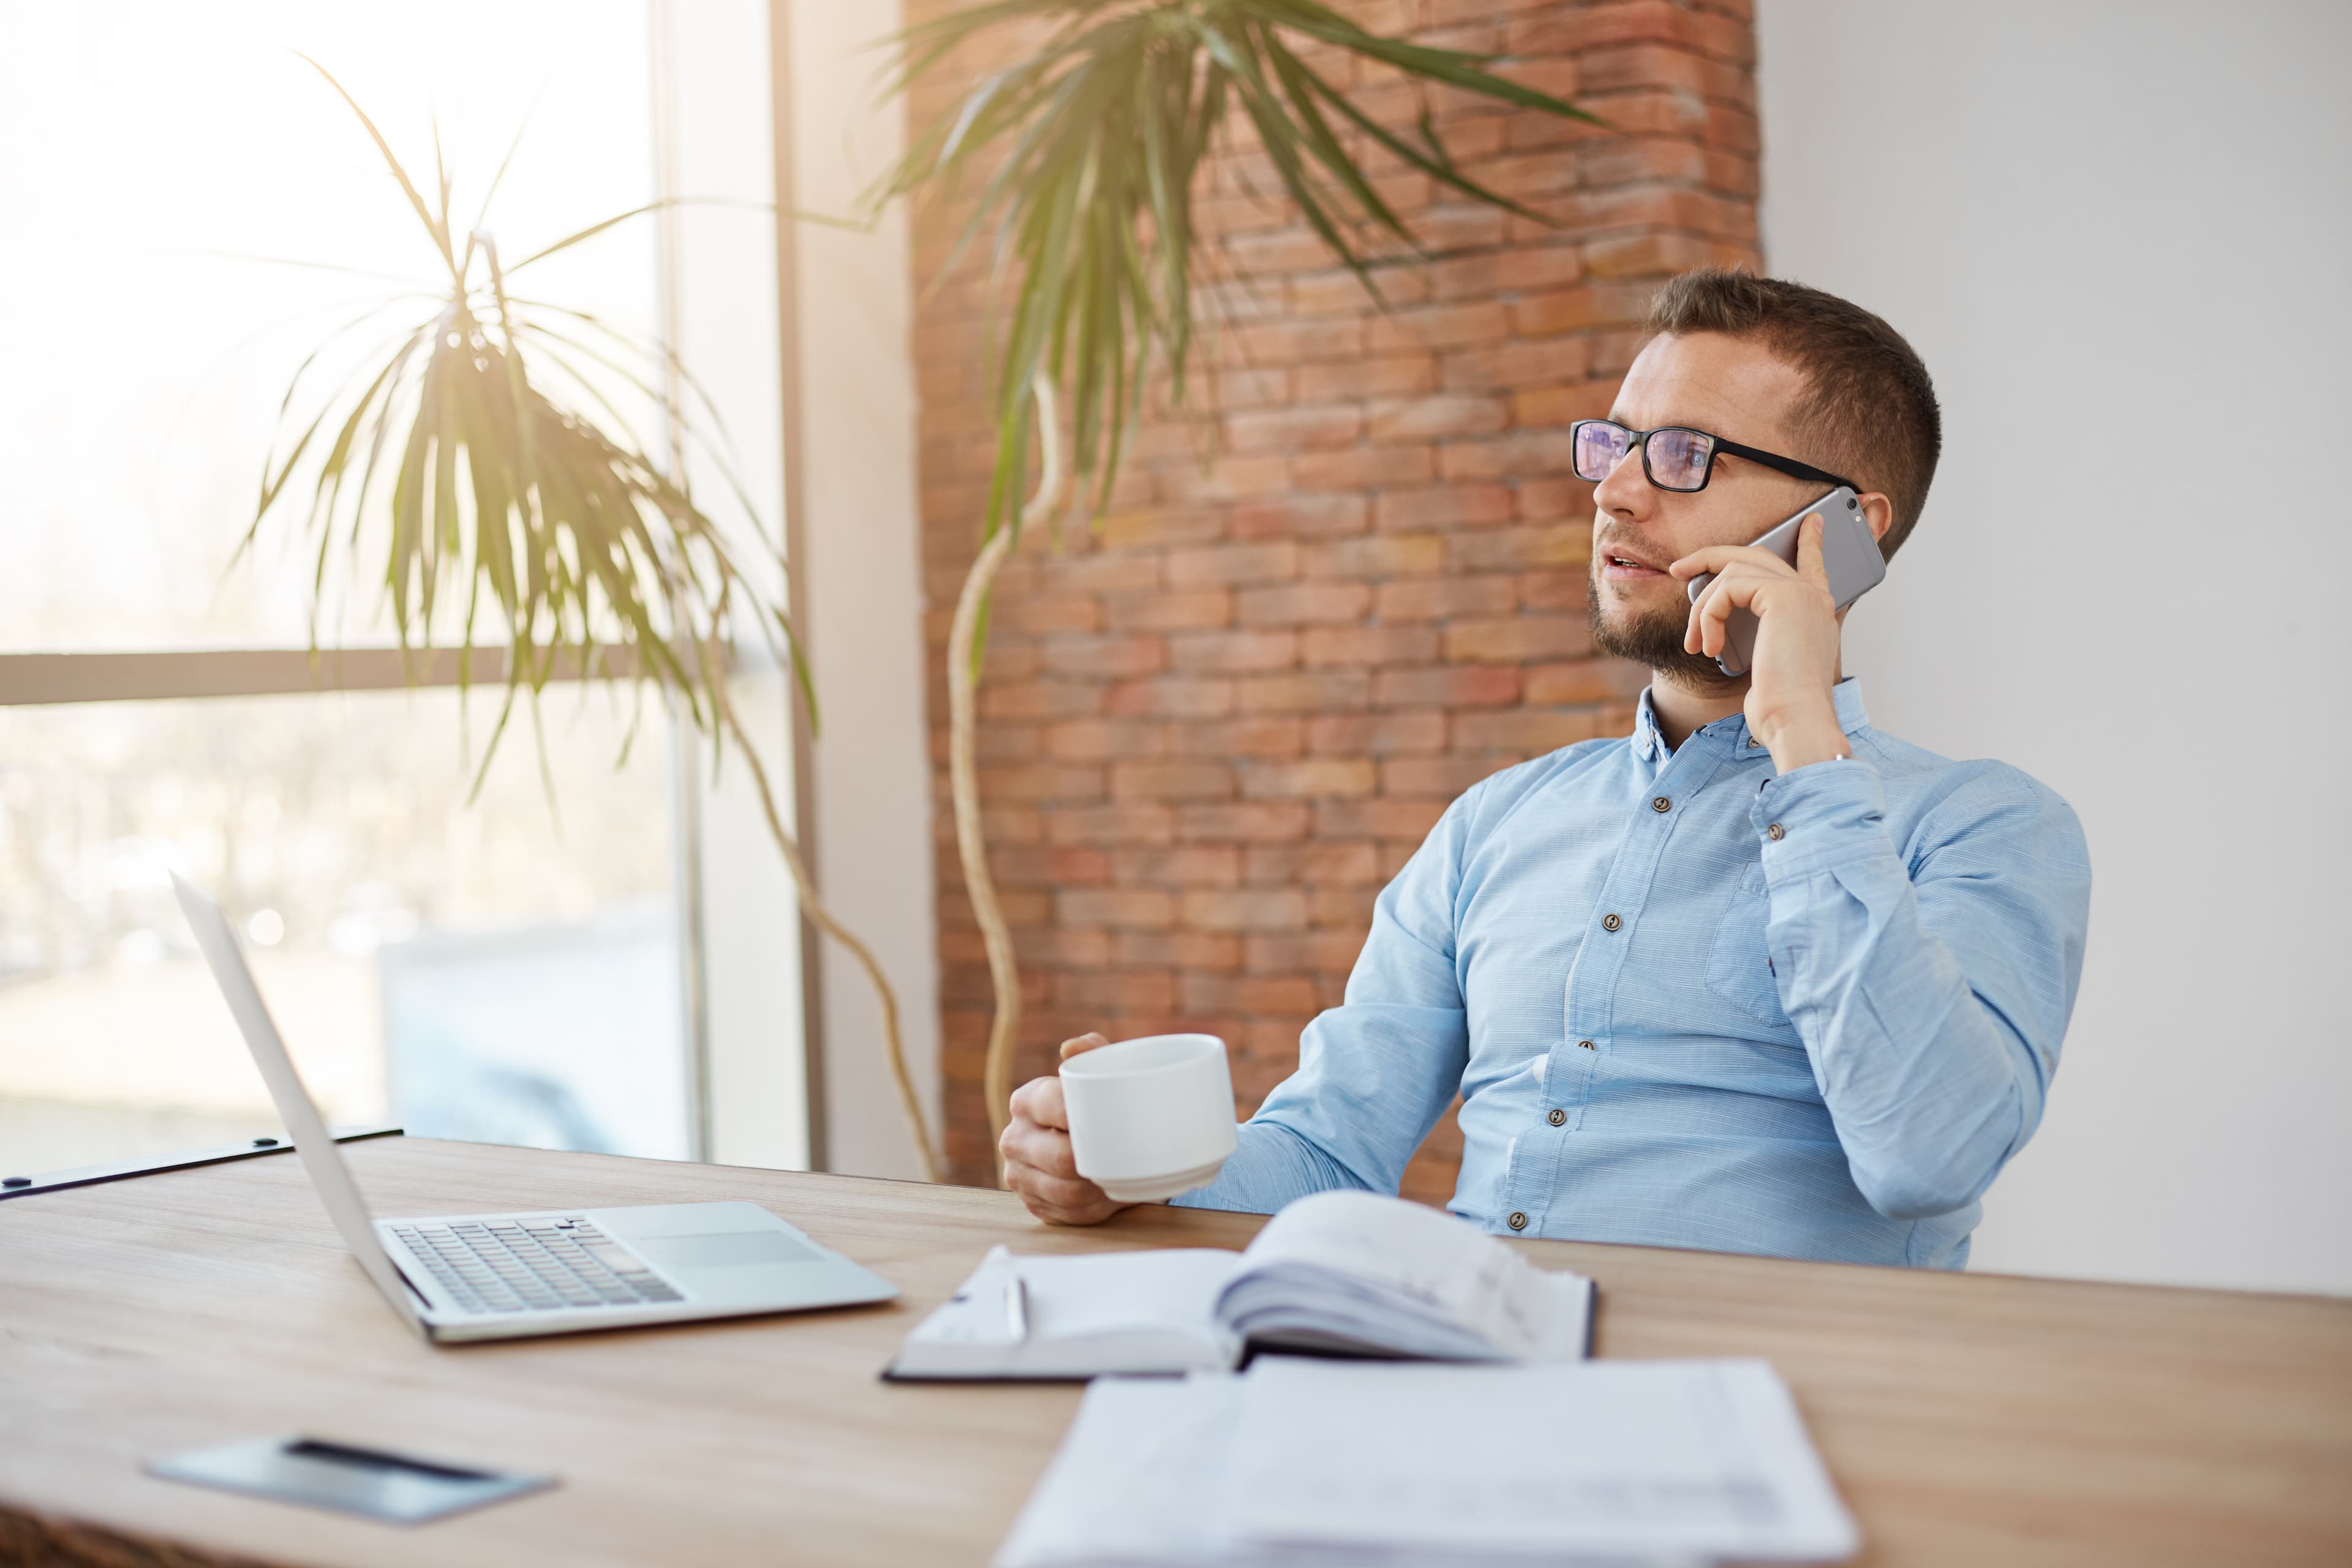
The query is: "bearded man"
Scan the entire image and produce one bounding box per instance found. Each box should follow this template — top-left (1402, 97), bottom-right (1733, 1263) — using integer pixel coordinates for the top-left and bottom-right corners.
top-left (1000, 268), bottom-right (2092, 1270)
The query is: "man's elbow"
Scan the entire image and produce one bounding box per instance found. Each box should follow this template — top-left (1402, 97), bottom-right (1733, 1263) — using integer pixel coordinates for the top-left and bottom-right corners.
top-left (1850, 1156), bottom-right (1996, 1223)
top-left (1845, 1082), bottom-right (2037, 1222)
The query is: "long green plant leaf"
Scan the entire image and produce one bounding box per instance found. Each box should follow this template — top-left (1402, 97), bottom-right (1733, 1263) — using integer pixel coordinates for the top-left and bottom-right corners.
top-left (873, 0), bottom-right (1600, 545)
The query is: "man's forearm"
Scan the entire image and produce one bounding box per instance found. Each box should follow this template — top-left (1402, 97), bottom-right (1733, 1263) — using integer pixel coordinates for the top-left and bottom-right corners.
top-left (1758, 755), bottom-right (2090, 1221)
top-left (1168, 1118), bottom-right (1371, 1216)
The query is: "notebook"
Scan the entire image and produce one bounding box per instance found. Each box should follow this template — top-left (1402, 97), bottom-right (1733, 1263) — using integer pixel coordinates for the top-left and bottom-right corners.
top-left (884, 1190), bottom-right (1595, 1381)
top-left (994, 1359), bottom-right (1860, 1566)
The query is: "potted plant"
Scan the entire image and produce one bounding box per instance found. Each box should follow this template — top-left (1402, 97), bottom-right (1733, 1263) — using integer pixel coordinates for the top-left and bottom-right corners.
top-left (247, 64), bottom-right (941, 1179)
top-left (873, 0), bottom-right (1596, 1178)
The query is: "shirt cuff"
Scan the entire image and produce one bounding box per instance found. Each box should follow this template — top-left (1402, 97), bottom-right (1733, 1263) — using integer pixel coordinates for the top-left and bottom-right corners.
top-left (1752, 754), bottom-right (1893, 878)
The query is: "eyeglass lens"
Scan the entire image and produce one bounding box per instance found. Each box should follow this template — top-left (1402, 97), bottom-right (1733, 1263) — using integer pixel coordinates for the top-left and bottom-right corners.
top-left (1571, 422), bottom-right (1717, 492)
top-left (1647, 428), bottom-right (1714, 490)
top-left (1572, 421), bottom-right (1632, 483)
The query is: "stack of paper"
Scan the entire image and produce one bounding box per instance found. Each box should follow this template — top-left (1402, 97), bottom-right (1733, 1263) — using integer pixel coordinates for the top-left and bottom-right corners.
top-left (995, 1359), bottom-right (1858, 1567)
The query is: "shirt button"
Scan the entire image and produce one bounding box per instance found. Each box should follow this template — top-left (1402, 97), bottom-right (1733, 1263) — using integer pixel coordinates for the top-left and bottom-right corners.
top-left (1577, 1039), bottom-right (1594, 1050)
top-left (1507, 1212), bottom-right (1528, 1231)
top-left (1601, 913), bottom-right (1622, 932)
top-left (1766, 822), bottom-right (1785, 841)
top-left (1651, 795), bottom-right (1672, 813)
top-left (1547, 1108), bottom-right (1566, 1126)
top-left (1747, 736), bottom-right (1762, 748)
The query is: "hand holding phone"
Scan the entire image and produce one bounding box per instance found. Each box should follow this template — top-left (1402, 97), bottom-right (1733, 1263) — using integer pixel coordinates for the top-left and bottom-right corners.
top-left (1684, 487), bottom-right (1885, 677)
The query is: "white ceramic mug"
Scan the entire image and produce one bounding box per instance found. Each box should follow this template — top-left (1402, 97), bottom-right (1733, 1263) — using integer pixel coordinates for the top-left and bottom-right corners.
top-left (1060, 1033), bottom-right (1239, 1203)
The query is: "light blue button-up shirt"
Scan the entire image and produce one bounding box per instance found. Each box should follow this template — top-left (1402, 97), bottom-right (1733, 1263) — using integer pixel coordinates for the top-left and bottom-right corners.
top-left (1174, 680), bottom-right (2091, 1268)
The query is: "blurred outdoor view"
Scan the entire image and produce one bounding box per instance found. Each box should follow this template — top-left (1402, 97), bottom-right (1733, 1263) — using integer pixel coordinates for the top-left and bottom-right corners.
top-left (0, 688), bottom-right (684, 1173)
top-left (0, 2), bottom-right (704, 1177)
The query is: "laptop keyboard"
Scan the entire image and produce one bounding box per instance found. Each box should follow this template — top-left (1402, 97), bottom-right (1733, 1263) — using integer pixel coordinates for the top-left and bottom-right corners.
top-left (391, 1217), bottom-right (685, 1315)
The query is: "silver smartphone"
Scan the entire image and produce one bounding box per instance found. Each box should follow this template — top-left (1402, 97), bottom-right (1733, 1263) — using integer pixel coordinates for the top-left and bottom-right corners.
top-left (1684, 486), bottom-right (1885, 677)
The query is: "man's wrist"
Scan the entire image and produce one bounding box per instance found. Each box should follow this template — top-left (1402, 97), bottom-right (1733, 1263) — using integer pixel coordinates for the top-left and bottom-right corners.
top-left (1755, 701), bottom-right (1849, 771)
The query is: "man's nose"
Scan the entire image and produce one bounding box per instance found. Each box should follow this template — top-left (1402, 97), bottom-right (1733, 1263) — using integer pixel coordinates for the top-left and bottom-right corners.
top-left (1592, 440), bottom-right (1651, 516)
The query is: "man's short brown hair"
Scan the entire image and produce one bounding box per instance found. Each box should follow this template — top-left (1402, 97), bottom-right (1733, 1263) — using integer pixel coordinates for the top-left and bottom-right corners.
top-left (1645, 268), bottom-right (1941, 559)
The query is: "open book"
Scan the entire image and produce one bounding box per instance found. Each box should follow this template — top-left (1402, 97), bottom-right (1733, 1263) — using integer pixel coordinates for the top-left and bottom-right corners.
top-left (884, 1191), bottom-right (1594, 1381)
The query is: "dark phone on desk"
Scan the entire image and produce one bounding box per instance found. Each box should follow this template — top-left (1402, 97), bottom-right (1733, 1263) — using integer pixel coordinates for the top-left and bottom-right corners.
top-left (1684, 486), bottom-right (1885, 678)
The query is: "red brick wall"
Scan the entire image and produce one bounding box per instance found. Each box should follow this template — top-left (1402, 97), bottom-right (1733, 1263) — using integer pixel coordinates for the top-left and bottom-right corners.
top-left (909, 0), bottom-right (1762, 1193)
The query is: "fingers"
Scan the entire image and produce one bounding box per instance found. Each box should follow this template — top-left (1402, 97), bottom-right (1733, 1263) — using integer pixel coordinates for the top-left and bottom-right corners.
top-left (1684, 564), bottom-right (1766, 657)
top-left (1000, 1093), bottom-right (1082, 1180)
top-left (1795, 514), bottom-right (1830, 592)
top-left (998, 1109), bottom-right (1121, 1225)
top-left (1683, 551), bottom-right (1839, 659)
top-left (1685, 576), bottom-right (1716, 655)
top-left (1009, 1030), bottom-right (1134, 1226)
top-left (1669, 542), bottom-right (1801, 581)
top-left (1009, 1165), bottom-right (1120, 1226)
top-left (1009, 1072), bottom-right (1069, 1132)
top-left (1057, 1031), bottom-right (1110, 1061)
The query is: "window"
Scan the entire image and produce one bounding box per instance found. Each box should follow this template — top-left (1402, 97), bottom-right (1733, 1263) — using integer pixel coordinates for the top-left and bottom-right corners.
top-left (1, 2), bottom-right (665, 650)
top-left (0, 2), bottom-right (805, 1180)
top-left (0, 688), bottom-right (682, 1170)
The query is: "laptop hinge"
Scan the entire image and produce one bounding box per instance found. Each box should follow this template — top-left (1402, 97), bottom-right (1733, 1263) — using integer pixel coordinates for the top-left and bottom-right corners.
top-left (385, 1256), bottom-right (445, 1340)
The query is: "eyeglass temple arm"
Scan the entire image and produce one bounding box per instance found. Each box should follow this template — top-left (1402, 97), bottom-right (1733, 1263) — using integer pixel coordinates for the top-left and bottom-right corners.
top-left (1710, 436), bottom-right (1856, 494)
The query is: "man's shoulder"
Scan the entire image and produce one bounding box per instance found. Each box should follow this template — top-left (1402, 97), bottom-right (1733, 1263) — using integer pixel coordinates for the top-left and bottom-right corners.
top-left (1855, 727), bottom-right (2087, 862)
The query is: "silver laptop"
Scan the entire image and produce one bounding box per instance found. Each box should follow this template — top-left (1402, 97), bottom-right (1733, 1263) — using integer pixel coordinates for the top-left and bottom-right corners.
top-left (173, 873), bottom-right (897, 1343)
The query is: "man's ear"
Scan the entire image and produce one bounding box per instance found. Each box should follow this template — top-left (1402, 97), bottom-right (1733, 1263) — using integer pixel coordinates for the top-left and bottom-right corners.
top-left (1856, 492), bottom-right (1896, 545)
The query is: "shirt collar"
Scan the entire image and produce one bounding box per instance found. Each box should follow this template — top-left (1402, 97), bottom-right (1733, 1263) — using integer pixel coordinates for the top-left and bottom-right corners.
top-left (1632, 687), bottom-right (1670, 763)
top-left (1631, 679), bottom-right (1872, 761)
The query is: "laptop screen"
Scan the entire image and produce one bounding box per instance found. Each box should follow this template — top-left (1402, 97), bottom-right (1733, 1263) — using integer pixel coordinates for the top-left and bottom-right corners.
top-left (173, 873), bottom-right (425, 1335)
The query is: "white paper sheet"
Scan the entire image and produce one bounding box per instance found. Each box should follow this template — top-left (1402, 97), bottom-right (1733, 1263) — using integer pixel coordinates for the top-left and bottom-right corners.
top-left (995, 1375), bottom-right (1701, 1568)
top-left (1226, 1358), bottom-right (1859, 1562)
top-left (993, 1376), bottom-right (1245, 1568)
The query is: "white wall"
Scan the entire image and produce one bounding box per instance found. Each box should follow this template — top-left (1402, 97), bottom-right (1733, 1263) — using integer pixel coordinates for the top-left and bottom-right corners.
top-left (1756, 1), bottom-right (2352, 1295)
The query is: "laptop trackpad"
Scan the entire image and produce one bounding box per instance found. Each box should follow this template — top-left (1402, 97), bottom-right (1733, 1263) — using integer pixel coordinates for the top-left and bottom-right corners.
top-left (636, 1231), bottom-right (821, 1271)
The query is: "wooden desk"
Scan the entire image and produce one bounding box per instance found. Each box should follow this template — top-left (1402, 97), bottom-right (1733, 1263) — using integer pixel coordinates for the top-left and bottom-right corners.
top-left (2, 1138), bottom-right (2346, 1566)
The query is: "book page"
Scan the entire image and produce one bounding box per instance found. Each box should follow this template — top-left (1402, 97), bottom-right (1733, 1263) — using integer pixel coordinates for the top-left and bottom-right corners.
top-left (1015, 1248), bottom-right (1244, 1343)
top-left (1228, 1191), bottom-right (1566, 1358)
top-left (907, 1246), bottom-right (1242, 1349)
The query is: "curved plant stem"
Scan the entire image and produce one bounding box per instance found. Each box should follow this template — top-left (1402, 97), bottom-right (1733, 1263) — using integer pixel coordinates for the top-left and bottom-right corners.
top-left (951, 375), bottom-right (1066, 1186)
top-left (703, 659), bottom-right (942, 1184)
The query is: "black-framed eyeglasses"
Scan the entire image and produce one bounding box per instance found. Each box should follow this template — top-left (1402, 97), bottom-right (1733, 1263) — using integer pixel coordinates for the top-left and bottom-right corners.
top-left (1570, 418), bottom-right (1856, 495)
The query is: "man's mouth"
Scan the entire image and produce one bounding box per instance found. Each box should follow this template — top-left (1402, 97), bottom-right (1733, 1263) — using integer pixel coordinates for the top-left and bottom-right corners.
top-left (1599, 544), bottom-right (1670, 581)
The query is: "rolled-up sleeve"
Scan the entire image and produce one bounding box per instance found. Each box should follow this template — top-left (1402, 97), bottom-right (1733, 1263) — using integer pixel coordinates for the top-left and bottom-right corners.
top-left (1753, 754), bottom-right (2092, 1221)
top-left (1172, 788), bottom-right (1477, 1215)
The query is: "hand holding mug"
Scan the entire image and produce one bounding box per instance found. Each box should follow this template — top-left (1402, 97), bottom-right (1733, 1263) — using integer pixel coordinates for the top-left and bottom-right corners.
top-left (1001, 1033), bottom-right (1128, 1226)
top-left (1002, 1030), bottom-right (1238, 1225)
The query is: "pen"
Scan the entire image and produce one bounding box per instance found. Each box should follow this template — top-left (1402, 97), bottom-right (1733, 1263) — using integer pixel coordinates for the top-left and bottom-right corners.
top-left (1005, 1273), bottom-right (1029, 1343)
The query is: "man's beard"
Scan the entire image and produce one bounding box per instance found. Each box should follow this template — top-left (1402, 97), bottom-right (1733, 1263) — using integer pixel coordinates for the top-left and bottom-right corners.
top-left (1587, 587), bottom-right (1736, 688)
